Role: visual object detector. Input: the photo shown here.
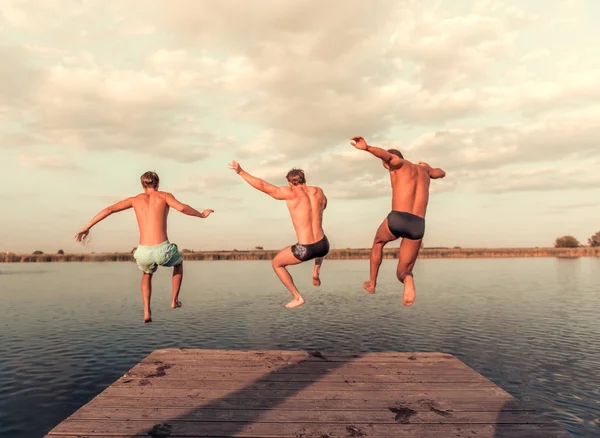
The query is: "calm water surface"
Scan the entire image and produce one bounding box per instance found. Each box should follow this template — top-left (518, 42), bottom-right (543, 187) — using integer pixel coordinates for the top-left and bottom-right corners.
top-left (0, 258), bottom-right (599, 437)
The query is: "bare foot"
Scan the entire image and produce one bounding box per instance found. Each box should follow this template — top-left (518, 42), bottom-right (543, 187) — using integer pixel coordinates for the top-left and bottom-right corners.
top-left (312, 273), bottom-right (321, 287)
top-left (363, 281), bottom-right (376, 294)
top-left (285, 297), bottom-right (306, 309)
top-left (170, 300), bottom-right (182, 309)
top-left (403, 276), bottom-right (416, 306)
top-left (144, 315), bottom-right (152, 323)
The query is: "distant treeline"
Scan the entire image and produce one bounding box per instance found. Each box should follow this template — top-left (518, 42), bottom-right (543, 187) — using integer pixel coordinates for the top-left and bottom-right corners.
top-left (2, 246), bottom-right (599, 263)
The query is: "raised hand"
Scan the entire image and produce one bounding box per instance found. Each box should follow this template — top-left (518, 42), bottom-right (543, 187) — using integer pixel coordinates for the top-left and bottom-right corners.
top-left (201, 209), bottom-right (214, 218)
top-left (74, 228), bottom-right (89, 243)
top-left (228, 161), bottom-right (242, 174)
top-left (350, 136), bottom-right (368, 150)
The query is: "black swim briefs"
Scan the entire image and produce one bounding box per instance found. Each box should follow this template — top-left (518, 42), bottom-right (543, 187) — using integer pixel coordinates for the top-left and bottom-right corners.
top-left (291, 236), bottom-right (330, 262)
top-left (387, 211), bottom-right (425, 240)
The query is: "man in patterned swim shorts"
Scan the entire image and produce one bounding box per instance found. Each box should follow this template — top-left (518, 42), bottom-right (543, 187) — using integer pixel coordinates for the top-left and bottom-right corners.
top-left (75, 171), bottom-right (214, 323)
top-left (229, 161), bottom-right (329, 309)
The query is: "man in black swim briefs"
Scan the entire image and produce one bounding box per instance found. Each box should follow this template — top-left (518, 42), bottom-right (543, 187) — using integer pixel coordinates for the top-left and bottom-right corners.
top-left (350, 136), bottom-right (446, 306)
top-left (229, 160), bottom-right (329, 309)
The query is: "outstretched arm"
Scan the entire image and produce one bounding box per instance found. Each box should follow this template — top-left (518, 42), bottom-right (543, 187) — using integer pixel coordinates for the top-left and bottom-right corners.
top-left (418, 162), bottom-right (446, 179)
top-left (350, 136), bottom-right (403, 169)
top-left (75, 198), bottom-right (133, 242)
top-left (228, 161), bottom-right (287, 200)
top-left (165, 193), bottom-right (214, 218)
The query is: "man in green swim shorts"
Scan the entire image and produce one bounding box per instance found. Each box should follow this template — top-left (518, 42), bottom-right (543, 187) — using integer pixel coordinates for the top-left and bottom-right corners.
top-left (74, 171), bottom-right (214, 323)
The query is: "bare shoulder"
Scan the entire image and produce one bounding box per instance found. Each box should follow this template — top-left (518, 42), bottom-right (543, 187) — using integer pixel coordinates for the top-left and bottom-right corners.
top-left (415, 164), bottom-right (434, 182)
top-left (154, 191), bottom-right (173, 200)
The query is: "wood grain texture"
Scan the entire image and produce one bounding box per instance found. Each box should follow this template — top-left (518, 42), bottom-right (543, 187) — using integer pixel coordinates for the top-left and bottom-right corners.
top-left (45, 349), bottom-right (571, 437)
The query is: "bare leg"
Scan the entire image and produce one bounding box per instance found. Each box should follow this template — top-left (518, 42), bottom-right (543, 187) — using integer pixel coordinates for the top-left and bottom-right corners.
top-left (272, 246), bottom-right (304, 308)
top-left (141, 273), bottom-right (153, 323)
top-left (312, 257), bottom-right (324, 287)
top-left (363, 218), bottom-right (398, 294)
top-left (397, 238), bottom-right (422, 306)
top-left (171, 262), bottom-right (183, 309)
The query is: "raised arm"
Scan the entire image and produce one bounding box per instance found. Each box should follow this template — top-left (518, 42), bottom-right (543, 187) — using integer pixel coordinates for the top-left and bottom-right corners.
top-left (165, 193), bottom-right (214, 218)
top-left (228, 161), bottom-right (288, 200)
top-left (75, 197), bottom-right (133, 242)
top-left (418, 162), bottom-right (446, 179)
top-left (350, 136), bottom-right (403, 169)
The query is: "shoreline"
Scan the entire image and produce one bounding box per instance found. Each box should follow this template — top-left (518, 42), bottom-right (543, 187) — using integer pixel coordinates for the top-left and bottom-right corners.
top-left (1, 247), bottom-right (598, 263)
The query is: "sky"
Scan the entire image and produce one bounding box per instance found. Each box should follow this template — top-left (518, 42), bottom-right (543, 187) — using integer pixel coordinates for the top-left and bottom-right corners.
top-left (1, 0), bottom-right (599, 253)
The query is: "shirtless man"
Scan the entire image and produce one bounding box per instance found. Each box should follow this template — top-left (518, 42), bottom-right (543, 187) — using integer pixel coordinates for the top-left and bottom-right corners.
top-left (228, 161), bottom-right (329, 308)
top-left (74, 171), bottom-right (214, 323)
top-left (350, 136), bottom-right (445, 306)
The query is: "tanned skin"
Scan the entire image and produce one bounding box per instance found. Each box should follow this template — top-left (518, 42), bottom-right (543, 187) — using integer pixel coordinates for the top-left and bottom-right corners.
top-left (74, 183), bottom-right (213, 323)
top-left (351, 136), bottom-right (445, 306)
top-left (228, 160), bottom-right (327, 308)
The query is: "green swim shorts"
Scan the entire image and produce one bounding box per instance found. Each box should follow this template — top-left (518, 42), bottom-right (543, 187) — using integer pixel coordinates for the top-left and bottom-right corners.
top-left (133, 241), bottom-right (183, 274)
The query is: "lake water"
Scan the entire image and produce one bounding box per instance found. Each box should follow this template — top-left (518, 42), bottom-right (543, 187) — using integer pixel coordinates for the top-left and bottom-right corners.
top-left (0, 258), bottom-right (599, 437)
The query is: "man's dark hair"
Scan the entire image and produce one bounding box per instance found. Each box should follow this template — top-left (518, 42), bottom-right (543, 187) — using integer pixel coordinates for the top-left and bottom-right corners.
top-left (286, 168), bottom-right (306, 186)
top-left (387, 149), bottom-right (403, 159)
top-left (140, 171), bottom-right (159, 189)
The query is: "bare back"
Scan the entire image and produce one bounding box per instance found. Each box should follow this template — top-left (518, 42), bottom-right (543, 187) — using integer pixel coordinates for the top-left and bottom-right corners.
top-left (131, 191), bottom-right (171, 245)
top-left (281, 185), bottom-right (327, 244)
top-left (389, 161), bottom-right (431, 218)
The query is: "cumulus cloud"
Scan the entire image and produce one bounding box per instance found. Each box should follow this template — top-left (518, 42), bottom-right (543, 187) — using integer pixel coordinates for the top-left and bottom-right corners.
top-left (1, 0), bottom-right (599, 198)
top-left (483, 163), bottom-right (600, 193)
top-left (406, 109), bottom-right (600, 172)
top-left (7, 55), bottom-right (236, 161)
top-left (101, 0), bottom-right (537, 160)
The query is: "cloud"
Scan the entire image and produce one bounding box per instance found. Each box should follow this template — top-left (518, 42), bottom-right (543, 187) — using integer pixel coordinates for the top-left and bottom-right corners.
top-left (18, 154), bottom-right (81, 170)
top-left (170, 172), bottom-right (242, 195)
top-left (547, 200), bottom-right (599, 213)
top-left (0, 48), bottom-right (238, 161)
top-left (2, 0), bottom-right (599, 191)
top-left (406, 109), bottom-right (600, 172)
top-left (101, 0), bottom-right (532, 161)
top-left (483, 163), bottom-right (600, 193)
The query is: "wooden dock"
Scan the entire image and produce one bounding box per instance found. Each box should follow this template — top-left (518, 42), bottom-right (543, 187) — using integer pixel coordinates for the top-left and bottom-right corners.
top-left (45, 349), bottom-right (570, 437)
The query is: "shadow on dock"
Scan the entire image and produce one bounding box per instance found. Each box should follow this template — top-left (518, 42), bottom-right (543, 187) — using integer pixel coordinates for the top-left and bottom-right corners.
top-left (128, 350), bottom-right (357, 438)
top-left (493, 398), bottom-right (568, 438)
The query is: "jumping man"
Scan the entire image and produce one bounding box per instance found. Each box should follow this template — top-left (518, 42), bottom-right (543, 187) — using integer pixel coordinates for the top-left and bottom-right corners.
top-left (350, 136), bottom-right (445, 306)
top-left (228, 161), bottom-right (329, 308)
top-left (74, 171), bottom-right (214, 323)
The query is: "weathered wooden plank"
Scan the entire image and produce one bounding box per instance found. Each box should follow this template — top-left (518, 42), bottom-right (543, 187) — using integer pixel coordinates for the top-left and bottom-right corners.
top-left (150, 349), bottom-right (452, 359)
top-left (45, 350), bottom-right (571, 438)
top-left (87, 396), bottom-right (530, 412)
top-left (68, 406), bottom-right (552, 424)
top-left (119, 373), bottom-right (488, 384)
top-left (128, 361), bottom-right (477, 374)
top-left (136, 360), bottom-right (473, 373)
top-left (124, 365), bottom-right (485, 380)
top-left (47, 420), bottom-right (571, 437)
top-left (111, 378), bottom-right (499, 391)
top-left (99, 386), bottom-right (511, 399)
top-left (146, 350), bottom-right (461, 363)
